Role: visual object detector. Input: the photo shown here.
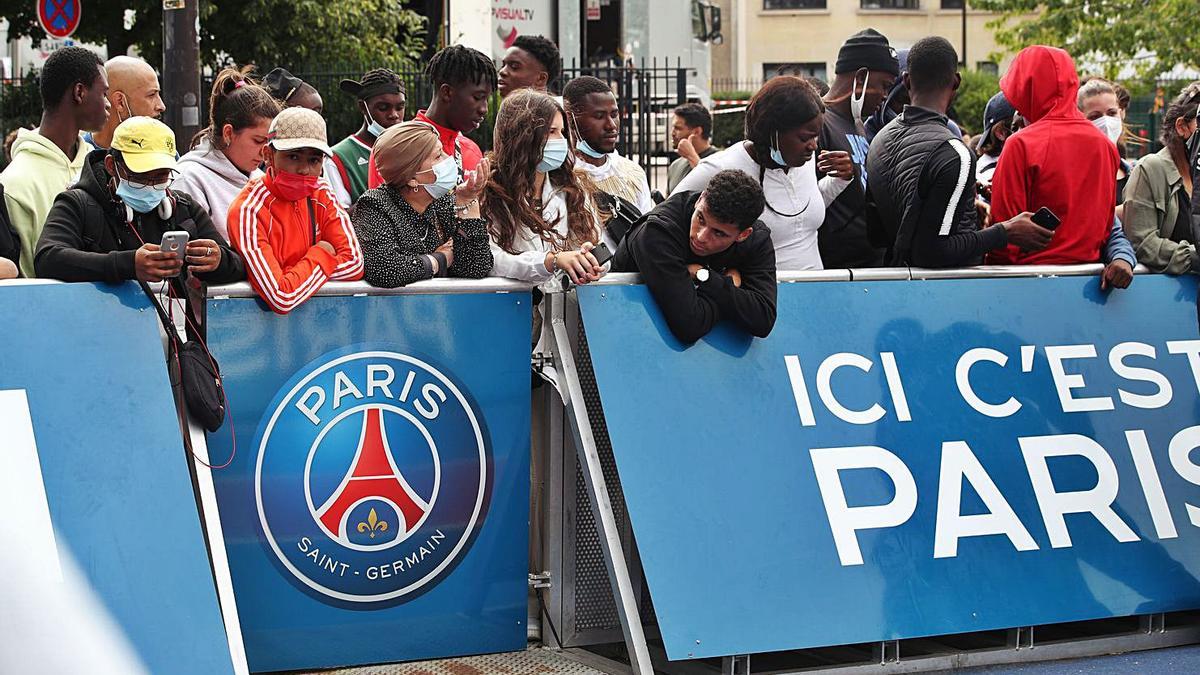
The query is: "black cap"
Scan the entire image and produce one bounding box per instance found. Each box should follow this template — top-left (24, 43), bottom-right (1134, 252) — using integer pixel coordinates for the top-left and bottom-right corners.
top-left (339, 68), bottom-right (404, 101)
top-left (835, 28), bottom-right (900, 76)
top-left (262, 68), bottom-right (304, 103)
top-left (978, 92), bottom-right (1016, 150)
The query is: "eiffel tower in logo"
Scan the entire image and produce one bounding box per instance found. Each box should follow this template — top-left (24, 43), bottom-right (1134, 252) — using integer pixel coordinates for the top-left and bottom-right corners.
top-left (315, 408), bottom-right (430, 542)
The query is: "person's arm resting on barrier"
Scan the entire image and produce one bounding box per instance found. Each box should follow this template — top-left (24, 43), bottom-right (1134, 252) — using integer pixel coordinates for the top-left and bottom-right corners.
top-left (449, 213), bottom-right (493, 279)
top-left (35, 192), bottom-right (134, 282)
top-left (316, 187), bottom-right (364, 282)
top-left (705, 232), bottom-right (777, 338)
top-left (629, 201), bottom-right (724, 343)
top-left (1101, 215), bottom-right (1136, 289)
top-left (353, 194), bottom-right (437, 288)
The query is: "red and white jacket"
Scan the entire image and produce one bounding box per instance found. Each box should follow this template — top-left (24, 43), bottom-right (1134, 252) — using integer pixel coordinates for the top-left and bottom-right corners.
top-left (228, 171), bottom-right (363, 314)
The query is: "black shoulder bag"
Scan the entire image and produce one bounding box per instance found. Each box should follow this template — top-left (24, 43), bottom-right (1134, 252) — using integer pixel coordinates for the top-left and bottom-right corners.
top-left (595, 191), bottom-right (643, 245)
top-left (138, 281), bottom-right (226, 432)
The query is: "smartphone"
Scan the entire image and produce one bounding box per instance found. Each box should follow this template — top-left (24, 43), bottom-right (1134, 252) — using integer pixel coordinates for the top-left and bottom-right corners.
top-left (590, 242), bottom-right (613, 267)
top-left (160, 230), bottom-right (190, 265)
top-left (1031, 207), bottom-right (1061, 230)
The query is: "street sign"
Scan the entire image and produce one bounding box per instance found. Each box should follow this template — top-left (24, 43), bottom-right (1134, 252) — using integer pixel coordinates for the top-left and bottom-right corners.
top-left (37, 0), bottom-right (81, 39)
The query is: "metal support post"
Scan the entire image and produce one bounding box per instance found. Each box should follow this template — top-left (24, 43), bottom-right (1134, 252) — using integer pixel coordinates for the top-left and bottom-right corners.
top-left (1007, 625), bottom-right (1035, 650)
top-left (874, 639), bottom-right (900, 665)
top-left (547, 289), bottom-right (653, 675)
top-left (1141, 613), bottom-right (1167, 634)
top-left (162, 0), bottom-right (202, 151)
top-left (722, 654), bottom-right (751, 674)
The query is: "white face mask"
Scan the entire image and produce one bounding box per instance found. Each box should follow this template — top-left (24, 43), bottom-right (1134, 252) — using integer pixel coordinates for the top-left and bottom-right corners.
top-left (850, 72), bottom-right (870, 124)
top-left (1092, 115), bottom-right (1123, 144)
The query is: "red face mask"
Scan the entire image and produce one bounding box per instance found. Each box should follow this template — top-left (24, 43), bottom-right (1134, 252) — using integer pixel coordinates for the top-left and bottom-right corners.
top-left (270, 169), bottom-right (319, 201)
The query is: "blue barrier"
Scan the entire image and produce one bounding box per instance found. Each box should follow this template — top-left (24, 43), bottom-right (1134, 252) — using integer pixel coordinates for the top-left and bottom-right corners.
top-left (575, 273), bottom-right (1200, 661)
top-left (0, 282), bottom-right (234, 674)
top-left (204, 281), bottom-right (533, 672)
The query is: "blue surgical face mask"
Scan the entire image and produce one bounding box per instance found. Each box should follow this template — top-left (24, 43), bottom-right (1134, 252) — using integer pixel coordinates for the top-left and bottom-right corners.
top-left (769, 131), bottom-right (787, 167)
top-left (365, 112), bottom-right (385, 138)
top-left (538, 137), bottom-right (569, 173)
top-left (116, 178), bottom-right (168, 214)
top-left (421, 156), bottom-right (459, 200)
top-left (576, 137), bottom-right (607, 159)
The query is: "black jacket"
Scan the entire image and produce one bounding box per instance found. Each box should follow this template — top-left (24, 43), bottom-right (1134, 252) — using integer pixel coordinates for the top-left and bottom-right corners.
top-left (865, 106), bottom-right (1004, 266)
top-left (34, 148), bottom-right (244, 284)
top-left (612, 191), bottom-right (777, 343)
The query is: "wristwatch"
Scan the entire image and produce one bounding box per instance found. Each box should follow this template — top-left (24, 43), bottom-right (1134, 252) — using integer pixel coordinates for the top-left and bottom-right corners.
top-left (695, 267), bottom-right (710, 283)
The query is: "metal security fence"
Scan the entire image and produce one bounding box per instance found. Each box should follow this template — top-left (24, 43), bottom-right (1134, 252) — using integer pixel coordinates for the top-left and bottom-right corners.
top-left (202, 58), bottom-right (692, 194)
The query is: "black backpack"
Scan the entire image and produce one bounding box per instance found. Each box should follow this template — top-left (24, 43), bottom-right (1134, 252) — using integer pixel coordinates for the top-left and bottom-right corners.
top-left (0, 183), bottom-right (22, 274)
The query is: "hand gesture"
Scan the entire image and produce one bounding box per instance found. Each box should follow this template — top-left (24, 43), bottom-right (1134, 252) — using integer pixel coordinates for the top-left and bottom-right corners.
top-left (724, 268), bottom-right (742, 288)
top-left (817, 151), bottom-right (855, 181)
top-left (185, 239), bottom-right (223, 274)
top-left (457, 157), bottom-right (489, 201)
top-left (677, 133), bottom-right (701, 167)
top-left (135, 243), bottom-right (183, 282)
top-left (435, 238), bottom-right (455, 272)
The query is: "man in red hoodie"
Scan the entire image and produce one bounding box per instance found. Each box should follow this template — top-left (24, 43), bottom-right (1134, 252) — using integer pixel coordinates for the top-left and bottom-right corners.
top-left (986, 45), bottom-right (1135, 289)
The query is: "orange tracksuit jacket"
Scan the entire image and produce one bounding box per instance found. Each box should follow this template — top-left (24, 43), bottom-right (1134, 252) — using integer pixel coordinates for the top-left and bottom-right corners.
top-left (228, 172), bottom-right (363, 314)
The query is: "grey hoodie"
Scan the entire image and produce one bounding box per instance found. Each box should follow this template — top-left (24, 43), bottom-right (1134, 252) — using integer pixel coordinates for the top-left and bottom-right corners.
top-left (173, 138), bottom-right (259, 240)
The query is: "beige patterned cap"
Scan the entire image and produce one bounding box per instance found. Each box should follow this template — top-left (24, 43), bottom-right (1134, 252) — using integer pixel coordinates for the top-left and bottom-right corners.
top-left (268, 107), bottom-right (332, 157)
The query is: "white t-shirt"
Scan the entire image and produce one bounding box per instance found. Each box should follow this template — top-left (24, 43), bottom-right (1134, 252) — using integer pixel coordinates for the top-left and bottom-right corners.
top-left (488, 177), bottom-right (611, 283)
top-left (672, 142), bottom-right (849, 271)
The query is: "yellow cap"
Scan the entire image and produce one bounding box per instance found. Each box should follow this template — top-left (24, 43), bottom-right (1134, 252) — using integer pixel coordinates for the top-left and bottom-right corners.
top-left (111, 116), bottom-right (178, 173)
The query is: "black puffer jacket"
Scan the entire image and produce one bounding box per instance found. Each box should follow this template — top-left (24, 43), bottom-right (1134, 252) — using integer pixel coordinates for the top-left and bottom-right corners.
top-left (34, 148), bottom-right (244, 284)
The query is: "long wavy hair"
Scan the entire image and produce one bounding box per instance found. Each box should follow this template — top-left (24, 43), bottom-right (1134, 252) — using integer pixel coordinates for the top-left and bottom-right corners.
top-left (483, 89), bottom-right (600, 254)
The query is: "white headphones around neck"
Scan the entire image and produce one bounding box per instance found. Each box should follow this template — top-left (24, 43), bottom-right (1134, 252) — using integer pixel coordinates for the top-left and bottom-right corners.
top-left (124, 193), bottom-right (175, 224)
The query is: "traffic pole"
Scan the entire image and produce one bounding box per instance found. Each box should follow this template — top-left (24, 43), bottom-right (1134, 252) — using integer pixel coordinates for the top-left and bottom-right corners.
top-left (162, 0), bottom-right (202, 152)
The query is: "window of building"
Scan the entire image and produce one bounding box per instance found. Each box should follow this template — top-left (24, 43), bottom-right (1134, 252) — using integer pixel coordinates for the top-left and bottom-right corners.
top-left (976, 61), bottom-right (999, 76)
top-left (861, 0), bottom-right (920, 9)
top-left (941, 0), bottom-right (964, 8)
top-left (763, 0), bottom-right (827, 10)
top-left (763, 62), bottom-right (828, 82)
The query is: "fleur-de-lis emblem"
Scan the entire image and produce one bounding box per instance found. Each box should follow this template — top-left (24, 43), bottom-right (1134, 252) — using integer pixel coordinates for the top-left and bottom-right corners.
top-left (356, 508), bottom-right (389, 539)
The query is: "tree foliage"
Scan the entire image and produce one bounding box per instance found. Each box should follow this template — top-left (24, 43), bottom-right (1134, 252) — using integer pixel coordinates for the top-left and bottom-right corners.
top-left (0, 0), bottom-right (425, 70)
top-left (952, 69), bottom-right (1002, 136)
top-left (970, 0), bottom-right (1200, 79)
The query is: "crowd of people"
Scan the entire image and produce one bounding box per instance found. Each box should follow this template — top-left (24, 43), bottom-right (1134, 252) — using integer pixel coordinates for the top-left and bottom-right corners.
top-left (2, 31), bottom-right (1198, 347)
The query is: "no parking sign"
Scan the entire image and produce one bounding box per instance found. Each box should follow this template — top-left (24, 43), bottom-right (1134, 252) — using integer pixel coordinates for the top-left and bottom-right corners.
top-left (37, 0), bottom-right (81, 39)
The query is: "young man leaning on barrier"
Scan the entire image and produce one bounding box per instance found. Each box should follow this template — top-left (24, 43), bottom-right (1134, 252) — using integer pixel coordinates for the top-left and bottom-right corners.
top-left (35, 116), bottom-right (243, 286)
top-left (611, 169), bottom-right (776, 343)
top-left (864, 36), bottom-right (1053, 267)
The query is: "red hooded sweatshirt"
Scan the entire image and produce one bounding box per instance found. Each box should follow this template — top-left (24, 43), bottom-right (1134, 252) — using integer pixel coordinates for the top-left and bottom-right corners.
top-left (986, 46), bottom-right (1118, 265)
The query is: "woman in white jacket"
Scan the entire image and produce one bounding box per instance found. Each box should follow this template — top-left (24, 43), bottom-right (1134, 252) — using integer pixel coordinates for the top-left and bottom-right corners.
top-left (482, 89), bottom-right (607, 285)
top-left (673, 76), bottom-right (854, 271)
top-left (174, 67), bottom-right (281, 240)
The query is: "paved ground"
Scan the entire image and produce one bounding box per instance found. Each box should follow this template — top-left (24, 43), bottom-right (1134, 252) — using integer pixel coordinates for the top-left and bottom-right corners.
top-left (951, 644), bottom-right (1200, 673)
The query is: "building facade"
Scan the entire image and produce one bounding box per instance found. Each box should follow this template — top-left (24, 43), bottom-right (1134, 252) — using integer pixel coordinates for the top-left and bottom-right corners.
top-left (713, 0), bottom-right (1012, 88)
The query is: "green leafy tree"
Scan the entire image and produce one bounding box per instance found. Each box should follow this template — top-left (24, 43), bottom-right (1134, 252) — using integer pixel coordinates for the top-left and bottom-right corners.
top-left (952, 69), bottom-right (1001, 136)
top-left (0, 0), bottom-right (425, 69)
top-left (971, 0), bottom-right (1200, 79)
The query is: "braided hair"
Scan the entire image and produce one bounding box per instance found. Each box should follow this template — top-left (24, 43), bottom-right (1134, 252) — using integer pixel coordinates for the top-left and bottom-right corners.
top-left (426, 44), bottom-right (498, 90)
top-left (357, 68), bottom-right (405, 99)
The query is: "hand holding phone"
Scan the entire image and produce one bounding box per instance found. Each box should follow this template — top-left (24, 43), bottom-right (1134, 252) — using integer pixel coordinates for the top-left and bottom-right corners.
top-left (589, 241), bottom-right (613, 267)
top-left (160, 230), bottom-right (190, 260)
top-left (1031, 206), bottom-right (1061, 230)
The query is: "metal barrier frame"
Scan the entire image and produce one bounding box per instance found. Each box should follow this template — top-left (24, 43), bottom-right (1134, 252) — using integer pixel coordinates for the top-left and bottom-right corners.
top-left (538, 263), bottom-right (1200, 675)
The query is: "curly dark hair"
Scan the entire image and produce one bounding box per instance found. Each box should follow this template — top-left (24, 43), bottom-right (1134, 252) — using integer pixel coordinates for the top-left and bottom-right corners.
top-left (426, 44), bottom-right (498, 90)
top-left (512, 35), bottom-right (562, 91)
top-left (673, 102), bottom-right (712, 140)
top-left (703, 170), bottom-right (765, 231)
top-left (907, 36), bottom-right (959, 94)
top-left (562, 75), bottom-right (613, 113)
top-left (744, 76), bottom-right (824, 151)
top-left (40, 46), bottom-right (103, 107)
top-left (358, 68), bottom-right (405, 98)
top-left (483, 89), bottom-right (600, 254)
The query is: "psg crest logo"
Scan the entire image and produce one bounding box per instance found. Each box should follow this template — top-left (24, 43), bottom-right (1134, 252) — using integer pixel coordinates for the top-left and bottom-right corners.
top-left (254, 349), bottom-right (491, 604)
